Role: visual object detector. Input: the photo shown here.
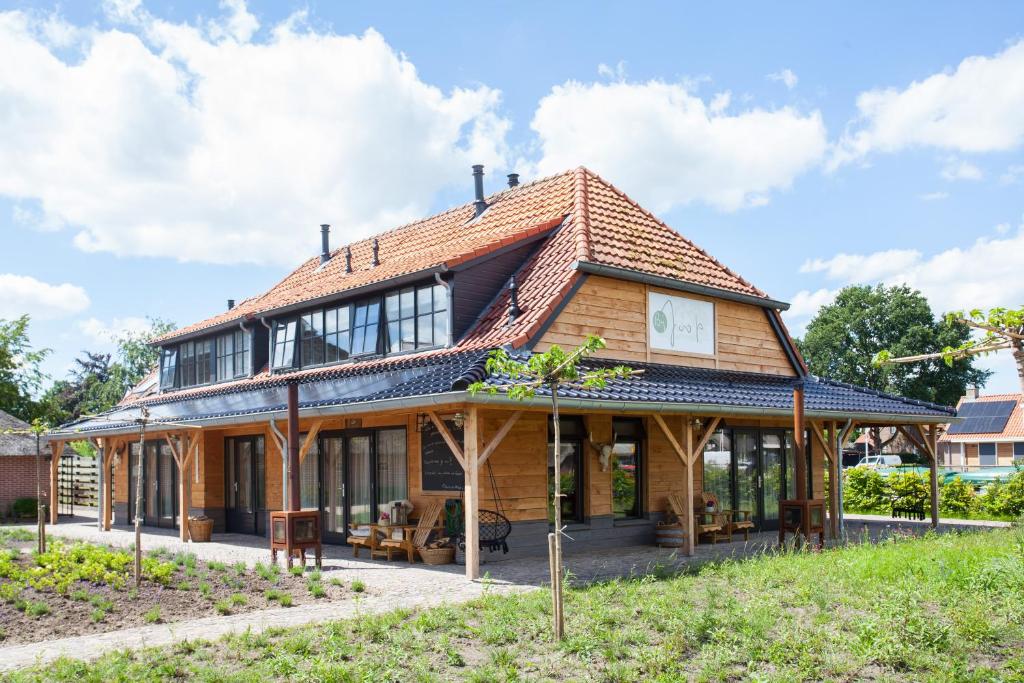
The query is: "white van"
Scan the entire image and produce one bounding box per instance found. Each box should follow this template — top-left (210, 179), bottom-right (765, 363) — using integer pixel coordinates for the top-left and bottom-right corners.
top-left (856, 454), bottom-right (902, 468)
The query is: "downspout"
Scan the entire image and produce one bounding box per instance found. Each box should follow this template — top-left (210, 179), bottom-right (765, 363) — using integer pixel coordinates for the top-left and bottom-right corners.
top-left (434, 272), bottom-right (453, 346)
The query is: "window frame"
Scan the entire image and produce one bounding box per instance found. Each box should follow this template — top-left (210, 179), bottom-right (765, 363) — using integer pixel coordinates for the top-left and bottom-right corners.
top-left (978, 442), bottom-right (998, 467)
top-left (271, 319), bottom-right (298, 370)
top-left (1014, 442), bottom-right (1024, 462)
top-left (159, 348), bottom-right (178, 390)
top-left (547, 416), bottom-right (586, 525)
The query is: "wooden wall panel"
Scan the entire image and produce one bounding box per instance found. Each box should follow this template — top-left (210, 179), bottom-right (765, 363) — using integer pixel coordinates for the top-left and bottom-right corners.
top-left (645, 415), bottom-right (690, 514)
top-left (585, 414), bottom-right (613, 518)
top-left (535, 275), bottom-right (796, 376)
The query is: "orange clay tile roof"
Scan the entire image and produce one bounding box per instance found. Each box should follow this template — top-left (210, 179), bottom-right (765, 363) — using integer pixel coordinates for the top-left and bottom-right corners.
top-left (155, 167), bottom-right (773, 347)
top-left (940, 393), bottom-right (1024, 441)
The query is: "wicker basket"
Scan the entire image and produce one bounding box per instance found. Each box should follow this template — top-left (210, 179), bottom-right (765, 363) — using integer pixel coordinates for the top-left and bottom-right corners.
top-left (189, 516), bottom-right (214, 543)
top-left (418, 546), bottom-right (455, 565)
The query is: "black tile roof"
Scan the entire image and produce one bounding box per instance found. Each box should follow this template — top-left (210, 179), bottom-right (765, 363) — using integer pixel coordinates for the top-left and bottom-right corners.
top-left (57, 350), bottom-right (953, 435)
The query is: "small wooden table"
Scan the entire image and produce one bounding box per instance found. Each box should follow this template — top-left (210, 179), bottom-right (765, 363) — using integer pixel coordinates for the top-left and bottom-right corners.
top-left (370, 523), bottom-right (418, 562)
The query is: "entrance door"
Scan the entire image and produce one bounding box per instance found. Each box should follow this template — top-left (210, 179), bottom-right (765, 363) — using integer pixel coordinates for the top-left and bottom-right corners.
top-left (225, 436), bottom-right (265, 535)
top-left (760, 431), bottom-right (785, 530)
top-left (733, 429), bottom-right (785, 531)
top-left (320, 432), bottom-right (380, 545)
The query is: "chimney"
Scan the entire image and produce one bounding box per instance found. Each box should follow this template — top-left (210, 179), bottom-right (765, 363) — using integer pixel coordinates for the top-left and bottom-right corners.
top-left (320, 224), bottom-right (331, 264)
top-left (507, 275), bottom-right (521, 324)
top-left (371, 238), bottom-right (380, 267)
top-left (472, 164), bottom-right (487, 217)
top-left (344, 246), bottom-right (353, 273)
top-left (972, 384), bottom-right (980, 400)
top-left (227, 299), bottom-right (235, 310)
top-left (507, 173), bottom-right (519, 188)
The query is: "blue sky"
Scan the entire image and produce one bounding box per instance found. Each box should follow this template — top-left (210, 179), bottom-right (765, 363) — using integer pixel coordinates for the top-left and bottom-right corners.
top-left (1, 1), bottom-right (1022, 395)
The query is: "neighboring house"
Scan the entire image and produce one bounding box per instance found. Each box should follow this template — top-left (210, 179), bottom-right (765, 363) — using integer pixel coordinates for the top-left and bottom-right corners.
top-left (939, 393), bottom-right (1024, 469)
top-left (0, 409), bottom-right (50, 517)
top-left (56, 166), bottom-right (954, 578)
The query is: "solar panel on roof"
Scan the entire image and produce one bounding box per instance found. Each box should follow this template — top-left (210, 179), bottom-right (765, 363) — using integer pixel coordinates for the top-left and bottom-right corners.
top-left (948, 400), bottom-right (1017, 434)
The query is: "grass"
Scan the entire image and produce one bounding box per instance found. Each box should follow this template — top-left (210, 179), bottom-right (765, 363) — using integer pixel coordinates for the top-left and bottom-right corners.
top-left (287, 565), bottom-right (305, 576)
top-left (7, 528), bottom-right (1024, 681)
top-left (25, 600), bottom-right (49, 617)
top-left (254, 561), bottom-right (280, 583)
top-left (350, 579), bottom-right (365, 593)
top-left (143, 607), bottom-right (161, 624)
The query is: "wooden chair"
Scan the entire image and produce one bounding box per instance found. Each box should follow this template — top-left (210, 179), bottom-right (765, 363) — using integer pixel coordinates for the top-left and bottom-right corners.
top-left (694, 492), bottom-right (730, 544)
top-left (346, 522), bottom-right (381, 559)
top-left (725, 505), bottom-right (755, 541)
top-left (377, 500), bottom-right (446, 564)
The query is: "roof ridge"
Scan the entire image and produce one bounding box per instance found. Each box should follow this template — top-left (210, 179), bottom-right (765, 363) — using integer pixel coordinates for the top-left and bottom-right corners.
top-left (572, 167), bottom-right (593, 261)
top-left (579, 167), bottom-right (769, 299)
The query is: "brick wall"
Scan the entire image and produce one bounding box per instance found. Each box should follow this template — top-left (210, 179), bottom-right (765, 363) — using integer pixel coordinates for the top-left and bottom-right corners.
top-left (0, 455), bottom-right (50, 516)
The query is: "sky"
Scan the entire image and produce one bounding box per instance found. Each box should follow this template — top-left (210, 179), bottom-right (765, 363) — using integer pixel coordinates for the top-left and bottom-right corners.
top-left (1, 1), bottom-right (1022, 396)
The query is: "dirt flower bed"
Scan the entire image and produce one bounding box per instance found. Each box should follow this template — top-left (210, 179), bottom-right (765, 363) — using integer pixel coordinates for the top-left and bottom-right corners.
top-left (0, 531), bottom-right (360, 646)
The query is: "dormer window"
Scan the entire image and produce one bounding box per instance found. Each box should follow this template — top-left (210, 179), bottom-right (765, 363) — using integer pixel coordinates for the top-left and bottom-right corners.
top-left (385, 284), bottom-right (448, 353)
top-left (159, 348), bottom-right (177, 390)
top-left (350, 300), bottom-right (381, 356)
top-left (272, 320), bottom-right (298, 370)
top-left (179, 339), bottom-right (213, 388)
top-left (217, 330), bottom-right (252, 379)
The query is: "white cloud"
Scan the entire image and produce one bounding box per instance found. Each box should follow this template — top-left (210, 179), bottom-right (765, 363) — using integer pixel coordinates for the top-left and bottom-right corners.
top-left (531, 79), bottom-right (827, 212)
top-left (77, 316), bottom-right (151, 347)
top-left (787, 288), bottom-right (838, 323)
top-left (0, 4), bottom-right (510, 266)
top-left (0, 274), bottom-right (90, 320)
top-left (1000, 164), bottom-right (1024, 185)
top-left (767, 68), bottom-right (798, 90)
top-left (918, 191), bottom-right (948, 201)
top-left (789, 219), bottom-right (1024, 328)
top-left (940, 157), bottom-right (983, 181)
top-left (831, 40), bottom-right (1024, 168)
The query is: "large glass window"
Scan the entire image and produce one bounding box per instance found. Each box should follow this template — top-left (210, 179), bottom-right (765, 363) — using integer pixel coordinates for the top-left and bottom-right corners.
top-left (195, 339), bottom-right (213, 385)
top-left (548, 416), bottom-right (585, 524)
top-left (300, 311), bottom-right (326, 366)
top-left (702, 429), bottom-right (732, 513)
top-left (350, 300), bottom-right (381, 356)
top-left (272, 320), bottom-right (297, 369)
top-left (159, 348), bottom-right (177, 390)
top-left (216, 331), bottom-right (251, 380)
top-left (611, 418), bottom-right (642, 519)
top-left (376, 428), bottom-right (408, 516)
top-left (300, 438), bottom-right (319, 510)
top-left (179, 342), bottom-right (195, 387)
top-left (1014, 442), bottom-right (1024, 463)
top-left (385, 284), bottom-right (448, 353)
top-left (324, 305), bottom-right (350, 363)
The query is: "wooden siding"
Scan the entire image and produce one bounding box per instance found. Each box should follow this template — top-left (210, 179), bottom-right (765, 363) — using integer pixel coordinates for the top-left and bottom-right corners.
top-left (535, 275), bottom-right (796, 376)
top-left (963, 441), bottom-right (1018, 467)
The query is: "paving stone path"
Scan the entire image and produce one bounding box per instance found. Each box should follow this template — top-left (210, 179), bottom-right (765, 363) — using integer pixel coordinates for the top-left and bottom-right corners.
top-left (1, 512), bottom-right (1006, 672)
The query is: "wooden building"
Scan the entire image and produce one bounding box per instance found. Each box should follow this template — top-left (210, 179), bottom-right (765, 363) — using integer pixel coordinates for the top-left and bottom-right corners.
top-left (54, 167), bottom-right (954, 579)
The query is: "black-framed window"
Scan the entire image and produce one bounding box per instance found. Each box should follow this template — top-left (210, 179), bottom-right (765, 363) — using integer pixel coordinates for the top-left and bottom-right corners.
top-left (159, 348), bottom-right (177, 390)
top-left (350, 300), bottom-right (381, 356)
top-left (179, 342), bottom-right (195, 387)
top-left (216, 330), bottom-right (251, 380)
top-left (385, 284), bottom-right (448, 353)
top-left (195, 339), bottom-right (213, 385)
top-left (300, 311), bottom-right (326, 366)
top-left (324, 305), bottom-right (350, 364)
top-left (272, 320), bottom-right (297, 370)
top-left (179, 339), bottom-right (213, 388)
top-left (548, 416), bottom-right (585, 524)
top-left (612, 418), bottom-right (643, 519)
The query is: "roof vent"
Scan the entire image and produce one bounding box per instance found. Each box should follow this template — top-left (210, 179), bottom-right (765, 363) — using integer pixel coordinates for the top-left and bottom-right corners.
top-left (344, 246), bottom-right (353, 273)
top-left (371, 238), bottom-right (380, 267)
top-left (507, 275), bottom-right (521, 324)
top-left (472, 164), bottom-right (487, 217)
top-left (507, 173), bottom-right (519, 188)
top-left (227, 299), bottom-right (235, 310)
top-left (320, 224), bottom-right (331, 264)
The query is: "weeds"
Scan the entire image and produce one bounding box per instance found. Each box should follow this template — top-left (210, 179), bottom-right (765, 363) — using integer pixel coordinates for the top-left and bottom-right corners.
top-left (144, 607), bottom-right (162, 624)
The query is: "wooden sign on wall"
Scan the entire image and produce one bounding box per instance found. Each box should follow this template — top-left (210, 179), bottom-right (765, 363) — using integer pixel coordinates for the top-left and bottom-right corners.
top-left (420, 420), bottom-right (465, 492)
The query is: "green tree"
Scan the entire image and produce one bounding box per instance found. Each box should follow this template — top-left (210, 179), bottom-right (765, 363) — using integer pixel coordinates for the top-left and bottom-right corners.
top-left (0, 315), bottom-right (51, 421)
top-left (797, 285), bottom-right (990, 407)
top-left (38, 318), bottom-right (173, 425)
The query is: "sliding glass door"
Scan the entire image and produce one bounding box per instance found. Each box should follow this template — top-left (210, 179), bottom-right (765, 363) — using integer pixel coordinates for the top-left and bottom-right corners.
top-left (224, 436), bottom-right (265, 535)
top-left (129, 441), bottom-right (177, 529)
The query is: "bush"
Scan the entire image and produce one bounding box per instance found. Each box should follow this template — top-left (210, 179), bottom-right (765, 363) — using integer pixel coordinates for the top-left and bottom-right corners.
top-left (977, 468), bottom-right (1024, 518)
top-left (11, 498), bottom-right (37, 518)
top-left (940, 476), bottom-right (977, 515)
top-left (888, 471), bottom-right (929, 510)
top-left (844, 467), bottom-right (889, 511)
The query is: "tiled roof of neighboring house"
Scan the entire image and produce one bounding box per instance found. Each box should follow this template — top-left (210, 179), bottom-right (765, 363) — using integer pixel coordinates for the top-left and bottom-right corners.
top-left (154, 168), bottom-right (770, 346)
top-left (939, 393), bottom-right (1024, 442)
top-left (59, 354), bottom-right (953, 435)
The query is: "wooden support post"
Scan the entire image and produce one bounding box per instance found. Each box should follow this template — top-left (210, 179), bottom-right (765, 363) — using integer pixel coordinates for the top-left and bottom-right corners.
top-left (298, 420), bottom-right (324, 464)
top-left (287, 383), bottom-right (300, 512)
top-left (104, 441), bottom-right (117, 531)
top-left (49, 439), bottom-right (62, 525)
top-left (927, 424), bottom-right (940, 529)
top-left (463, 407), bottom-right (480, 580)
top-left (793, 383), bottom-right (807, 501)
top-left (684, 418), bottom-right (695, 557)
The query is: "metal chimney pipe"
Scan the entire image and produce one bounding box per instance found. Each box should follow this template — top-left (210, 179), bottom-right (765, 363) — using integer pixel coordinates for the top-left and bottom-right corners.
top-left (507, 173), bottom-right (519, 188)
top-left (227, 299), bottom-right (235, 310)
top-left (344, 246), bottom-right (353, 273)
top-left (472, 165), bottom-right (487, 217)
top-left (371, 238), bottom-right (380, 267)
top-left (320, 224), bottom-right (331, 264)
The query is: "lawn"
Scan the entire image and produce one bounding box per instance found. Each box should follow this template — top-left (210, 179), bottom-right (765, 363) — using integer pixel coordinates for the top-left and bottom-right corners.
top-left (0, 530), bottom-right (359, 645)
top-left (4, 527), bottom-right (1023, 682)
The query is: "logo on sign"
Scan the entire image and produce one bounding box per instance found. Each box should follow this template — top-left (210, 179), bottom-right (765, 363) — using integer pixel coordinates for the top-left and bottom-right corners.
top-left (648, 292), bottom-right (714, 355)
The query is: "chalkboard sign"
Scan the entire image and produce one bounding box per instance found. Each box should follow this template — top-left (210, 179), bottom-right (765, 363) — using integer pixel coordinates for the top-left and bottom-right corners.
top-left (420, 420), bottom-right (465, 492)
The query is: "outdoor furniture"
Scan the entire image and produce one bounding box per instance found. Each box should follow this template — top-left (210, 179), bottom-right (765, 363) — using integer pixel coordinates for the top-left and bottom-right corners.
top-left (778, 499), bottom-right (826, 548)
top-left (347, 522), bottom-right (381, 559)
top-left (445, 499), bottom-right (513, 555)
top-left (723, 503), bottom-right (755, 541)
top-left (377, 499), bottom-right (446, 563)
top-left (891, 499), bottom-right (926, 521)
top-left (694, 492), bottom-right (730, 544)
top-left (271, 510), bottom-right (323, 569)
